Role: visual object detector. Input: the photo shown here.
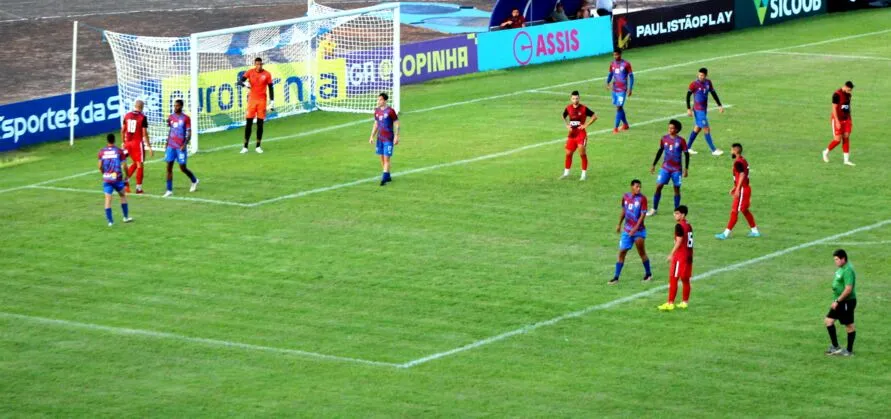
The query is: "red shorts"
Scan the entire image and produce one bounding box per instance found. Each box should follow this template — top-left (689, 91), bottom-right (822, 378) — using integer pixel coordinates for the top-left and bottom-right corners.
top-left (565, 133), bottom-right (587, 151)
top-left (670, 258), bottom-right (692, 280)
top-left (732, 186), bottom-right (752, 213)
top-left (246, 98), bottom-right (267, 120)
top-left (832, 118), bottom-right (852, 136)
top-left (124, 141), bottom-right (145, 163)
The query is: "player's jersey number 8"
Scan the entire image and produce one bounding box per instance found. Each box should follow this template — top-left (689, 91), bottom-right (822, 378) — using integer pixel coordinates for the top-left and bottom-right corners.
top-left (687, 232), bottom-right (694, 248)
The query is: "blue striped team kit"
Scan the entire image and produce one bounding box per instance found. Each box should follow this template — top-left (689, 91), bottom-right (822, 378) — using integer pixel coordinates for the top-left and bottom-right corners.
top-left (607, 59), bottom-right (633, 130)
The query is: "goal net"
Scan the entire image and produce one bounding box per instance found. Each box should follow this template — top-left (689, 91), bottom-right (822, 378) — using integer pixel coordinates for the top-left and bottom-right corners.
top-left (105, 3), bottom-right (400, 152)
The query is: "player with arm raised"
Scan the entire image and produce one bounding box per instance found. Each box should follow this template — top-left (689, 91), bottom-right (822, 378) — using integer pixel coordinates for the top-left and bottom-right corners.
top-left (561, 90), bottom-right (597, 181)
top-left (98, 134), bottom-right (132, 226)
top-left (659, 205), bottom-right (693, 311)
top-left (121, 100), bottom-right (154, 194)
top-left (163, 99), bottom-right (199, 197)
top-left (685, 67), bottom-right (724, 156)
top-left (238, 57), bottom-right (275, 154)
top-left (715, 143), bottom-right (760, 240)
top-left (605, 48), bottom-right (633, 134)
top-left (608, 179), bottom-right (653, 285)
top-left (369, 93), bottom-right (399, 186)
top-left (822, 81), bottom-right (855, 166)
top-left (647, 119), bottom-right (689, 216)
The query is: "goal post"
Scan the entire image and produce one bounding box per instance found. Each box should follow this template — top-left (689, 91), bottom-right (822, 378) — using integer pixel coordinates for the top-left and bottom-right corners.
top-left (106, 3), bottom-right (400, 153)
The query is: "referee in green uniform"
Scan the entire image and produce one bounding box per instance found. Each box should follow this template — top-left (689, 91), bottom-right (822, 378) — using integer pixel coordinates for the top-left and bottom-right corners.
top-left (824, 249), bottom-right (857, 356)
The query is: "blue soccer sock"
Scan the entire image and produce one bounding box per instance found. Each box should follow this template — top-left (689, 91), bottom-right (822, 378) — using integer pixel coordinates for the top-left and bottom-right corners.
top-left (653, 192), bottom-right (662, 210)
top-left (687, 130), bottom-right (699, 148)
top-left (705, 133), bottom-right (716, 151)
top-left (105, 208), bottom-right (113, 224)
top-left (166, 179), bottom-right (173, 192)
top-left (614, 262), bottom-right (625, 279)
top-left (385, 172), bottom-right (391, 180)
top-left (614, 110), bottom-right (622, 128)
top-left (121, 203), bottom-right (129, 218)
top-left (620, 109), bottom-right (629, 126)
top-left (674, 193), bottom-right (681, 210)
top-left (643, 259), bottom-right (652, 277)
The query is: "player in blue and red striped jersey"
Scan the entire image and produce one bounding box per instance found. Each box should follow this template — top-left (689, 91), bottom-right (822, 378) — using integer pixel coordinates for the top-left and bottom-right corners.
top-left (609, 179), bottom-right (653, 285)
top-left (685, 68), bottom-right (724, 156)
top-left (98, 134), bottom-right (131, 227)
top-left (647, 119), bottom-right (689, 217)
top-left (606, 48), bottom-right (633, 134)
top-left (163, 99), bottom-right (199, 197)
top-left (369, 92), bottom-right (400, 186)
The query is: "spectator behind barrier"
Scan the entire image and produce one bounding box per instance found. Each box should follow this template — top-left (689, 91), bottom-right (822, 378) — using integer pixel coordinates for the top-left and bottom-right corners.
top-left (547, 3), bottom-right (570, 22)
top-left (499, 8), bottom-right (526, 29)
top-left (596, 0), bottom-right (615, 16)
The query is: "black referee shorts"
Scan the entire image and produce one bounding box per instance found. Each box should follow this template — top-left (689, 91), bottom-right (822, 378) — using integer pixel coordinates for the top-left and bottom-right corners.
top-left (827, 299), bottom-right (857, 325)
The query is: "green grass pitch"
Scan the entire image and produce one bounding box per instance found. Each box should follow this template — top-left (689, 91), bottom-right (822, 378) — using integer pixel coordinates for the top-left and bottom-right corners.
top-left (2, 10), bottom-right (891, 417)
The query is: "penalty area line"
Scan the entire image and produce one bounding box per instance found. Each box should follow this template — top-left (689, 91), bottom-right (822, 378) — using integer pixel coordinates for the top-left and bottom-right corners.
top-left (29, 185), bottom-right (252, 207)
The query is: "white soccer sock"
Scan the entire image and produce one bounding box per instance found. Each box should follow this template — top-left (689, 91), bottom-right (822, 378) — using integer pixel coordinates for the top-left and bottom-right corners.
top-left (843, 153), bottom-right (850, 162)
top-left (751, 226), bottom-right (759, 233)
top-left (723, 229), bottom-right (731, 236)
top-left (563, 169), bottom-right (570, 176)
top-left (581, 170), bottom-right (587, 175)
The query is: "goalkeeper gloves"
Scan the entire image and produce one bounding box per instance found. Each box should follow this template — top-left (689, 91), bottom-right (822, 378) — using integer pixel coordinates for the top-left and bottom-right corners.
top-left (268, 100), bottom-right (275, 111)
top-left (239, 80), bottom-right (251, 89)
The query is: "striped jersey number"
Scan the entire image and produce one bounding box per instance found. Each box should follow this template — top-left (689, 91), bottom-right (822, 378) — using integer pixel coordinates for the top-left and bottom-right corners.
top-left (687, 232), bottom-right (694, 248)
top-left (127, 119), bottom-right (137, 134)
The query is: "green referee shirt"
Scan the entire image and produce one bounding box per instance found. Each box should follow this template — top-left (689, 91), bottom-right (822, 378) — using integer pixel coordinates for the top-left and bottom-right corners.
top-left (833, 262), bottom-right (856, 301)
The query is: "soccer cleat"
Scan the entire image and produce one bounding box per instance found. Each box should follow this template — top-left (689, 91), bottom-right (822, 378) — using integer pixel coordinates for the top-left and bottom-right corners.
top-left (715, 232), bottom-right (729, 240)
top-left (642, 275), bottom-right (653, 283)
top-left (190, 179), bottom-right (200, 192)
top-left (255, 147), bottom-right (264, 154)
top-left (677, 301), bottom-right (688, 309)
top-left (579, 173), bottom-right (587, 181)
top-left (747, 231), bottom-right (761, 238)
top-left (825, 346), bottom-right (842, 355)
top-left (163, 191), bottom-right (173, 197)
top-left (380, 179), bottom-right (387, 186)
top-left (123, 217), bottom-right (133, 223)
top-left (711, 149), bottom-right (724, 156)
top-left (620, 123), bottom-right (630, 131)
top-left (108, 222), bottom-right (114, 227)
top-left (658, 302), bottom-right (675, 311)
top-left (822, 149), bottom-right (830, 163)
top-left (240, 147), bottom-right (249, 154)
top-left (646, 208), bottom-right (657, 216)
top-left (688, 148), bottom-right (699, 155)
top-left (837, 349), bottom-right (853, 357)
top-left (560, 174), bottom-right (570, 180)
top-left (135, 189), bottom-right (144, 195)
top-left (608, 277), bottom-right (619, 285)
top-left (613, 128), bottom-right (619, 134)
top-left (844, 161), bottom-right (855, 166)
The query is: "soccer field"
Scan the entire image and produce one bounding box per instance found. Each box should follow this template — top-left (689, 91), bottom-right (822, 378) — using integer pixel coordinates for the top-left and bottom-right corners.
top-left (3, 10), bottom-right (891, 417)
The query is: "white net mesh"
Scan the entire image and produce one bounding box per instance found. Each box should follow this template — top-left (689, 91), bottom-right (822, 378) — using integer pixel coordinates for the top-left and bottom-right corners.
top-left (105, 4), bottom-right (399, 152)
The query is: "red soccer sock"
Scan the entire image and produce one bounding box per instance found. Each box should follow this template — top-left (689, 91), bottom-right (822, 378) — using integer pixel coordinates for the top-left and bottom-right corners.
top-left (668, 276), bottom-right (678, 303)
top-left (742, 210), bottom-right (757, 228)
top-left (127, 164), bottom-right (137, 178)
top-left (564, 155), bottom-right (572, 170)
top-left (727, 211), bottom-right (739, 230)
top-left (136, 166), bottom-right (144, 185)
top-left (681, 278), bottom-right (691, 302)
top-left (842, 138), bottom-right (850, 153)
top-left (581, 154), bottom-right (588, 171)
top-left (827, 138), bottom-right (841, 151)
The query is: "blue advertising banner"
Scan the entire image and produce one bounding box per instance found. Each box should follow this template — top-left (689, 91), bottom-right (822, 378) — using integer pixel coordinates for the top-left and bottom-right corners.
top-left (0, 86), bottom-right (121, 152)
top-left (477, 17), bottom-right (613, 72)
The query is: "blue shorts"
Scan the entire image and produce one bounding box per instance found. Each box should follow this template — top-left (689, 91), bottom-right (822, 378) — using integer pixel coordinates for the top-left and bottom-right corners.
top-left (376, 140), bottom-right (394, 157)
top-left (657, 169), bottom-right (682, 187)
top-left (165, 147), bottom-right (188, 165)
top-left (619, 230), bottom-right (647, 250)
top-left (612, 92), bottom-right (627, 107)
top-left (103, 181), bottom-right (126, 195)
top-left (694, 110), bottom-right (709, 128)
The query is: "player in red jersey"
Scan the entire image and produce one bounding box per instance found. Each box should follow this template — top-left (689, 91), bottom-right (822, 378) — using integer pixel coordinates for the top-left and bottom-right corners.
top-left (238, 57), bottom-right (275, 154)
top-left (659, 205), bottom-right (693, 311)
top-left (822, 81), bottom-right (855, 166)
top-left (121, 100), bottom-right (154, 194)
top-left (715, 143), bottom-right (760, 240)
top-left (561, 90), bottom-right (597, 181)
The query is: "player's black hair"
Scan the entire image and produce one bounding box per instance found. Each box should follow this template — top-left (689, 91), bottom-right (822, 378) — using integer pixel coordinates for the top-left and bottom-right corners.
top-left (669, 119), bottom-right (682, 132)
top-left (699, 67), bottom-right (708, 74)
top-left (254, 57), bottom-right (263, 63)
top-left (833, 249), bottom-right (848, 260)
top-left (630, 179), bottom-right (641, 186)
top-left (106, 133), bottom-right (115, 144)
top-left (731, 142), bottom-right (743, 152)
top-left (613, 47), bottom-right (623, 55)
top-left (675, 205), bottom-right (688, 215)
top-left (174, 99), bottom-right (184, 106)
top-left (570, 90), bottom-right (579, 96)
top-left (845, 81), bottom-right (854, 89)
top-left (379, 92), bottom-right (389, 101)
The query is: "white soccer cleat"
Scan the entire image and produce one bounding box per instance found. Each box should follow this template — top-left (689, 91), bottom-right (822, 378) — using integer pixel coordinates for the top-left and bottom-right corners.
top-left (123, 217), bottom-right (133, 223)
top-left (688, 148), bottom-right (699, 155)
top-left (646, 208), bottom-right (657, 216)
top-left (163, 191), bottom-right (173, 197)
top-left (108, 222), bottom-right (114, 227)
top-left (255, 147), bottom-right (264, 154)
top-left (844, 161), bottom-right (856, 166)
top-left (190, 179), bottom-right (199, 192)
top-left (711, 149), bottom-right (724, 156)
top-left (579, 173), bottom-right (587, 181)
top-left (822, 149), bottom-right (830, 163)
top-left (240, 147), bottom-right (249, 154)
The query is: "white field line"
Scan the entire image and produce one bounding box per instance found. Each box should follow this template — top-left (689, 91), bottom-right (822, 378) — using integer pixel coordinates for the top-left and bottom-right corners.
top-left (246, 110), bottom-right (702, 206)
top-left (764, 51), bottom-right (891, 61)
top-left (2, 27), bottom-right (889, 196)
top-left (399, 219), bottom-right (891, 368)
top-left (530, 90), bottom-right (687, 105)
top-left (0, 311), bottom-right (400, 368)
top-left (828, 240), bottom-right (891, 246)
top-left (30, 185), bottom-right (251, 207)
